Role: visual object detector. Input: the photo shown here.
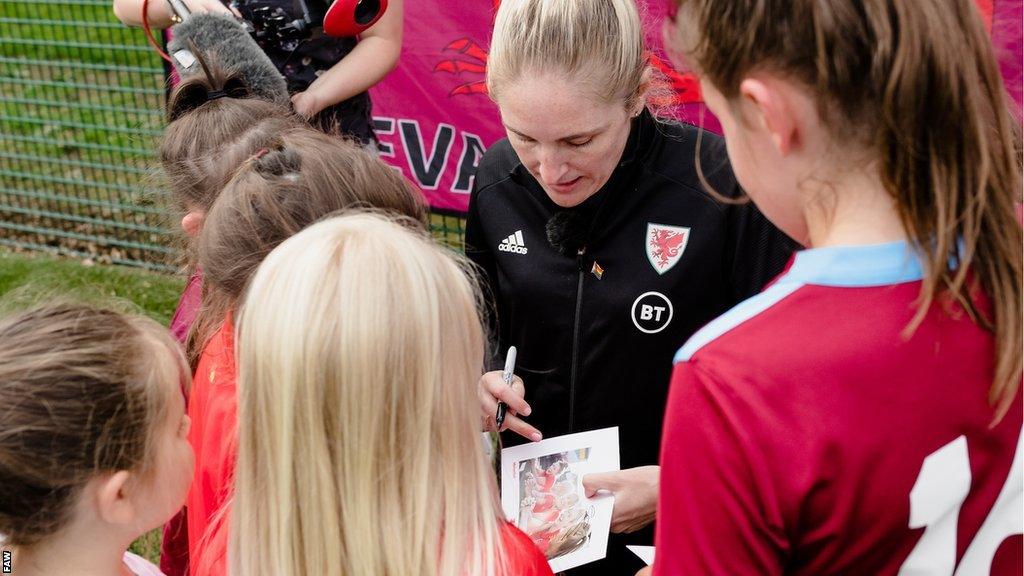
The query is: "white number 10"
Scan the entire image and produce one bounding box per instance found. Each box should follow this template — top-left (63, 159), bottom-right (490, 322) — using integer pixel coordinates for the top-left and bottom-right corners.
top-left (898, 430), bottom-right (1023, 575)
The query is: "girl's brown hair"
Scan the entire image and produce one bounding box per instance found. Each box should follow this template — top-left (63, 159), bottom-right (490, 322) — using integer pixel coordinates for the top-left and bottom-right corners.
top-left (0, 304), bottom-right (187, 545)
top-left (671, 0), bottom-right (1023, 419)
top-left (159, 54), bottom-right (304, 270)
top-left (187, 130), bottom-right (428, 366)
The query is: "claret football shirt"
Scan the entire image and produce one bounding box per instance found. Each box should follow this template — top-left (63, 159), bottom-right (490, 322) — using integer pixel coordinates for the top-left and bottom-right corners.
top-left (655, 241), bottom-right (1022, 575)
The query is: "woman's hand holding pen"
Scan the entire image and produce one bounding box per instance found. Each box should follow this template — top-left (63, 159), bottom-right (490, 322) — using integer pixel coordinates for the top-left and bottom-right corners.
top-left (477, 371), bottom-right (543, 442)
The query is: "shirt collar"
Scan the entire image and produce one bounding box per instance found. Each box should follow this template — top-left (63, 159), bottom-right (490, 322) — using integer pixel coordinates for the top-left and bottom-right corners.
top-left (782, 240), bottom-right (925, 287)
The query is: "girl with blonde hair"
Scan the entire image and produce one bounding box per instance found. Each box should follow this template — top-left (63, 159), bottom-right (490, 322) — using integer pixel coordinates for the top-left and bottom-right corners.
top-left (231, 213), bottom-right (553, 576)
top-left (652, 0), bottom-right (1023, 573)
top-left (184, 131), bottom-right (427, 576)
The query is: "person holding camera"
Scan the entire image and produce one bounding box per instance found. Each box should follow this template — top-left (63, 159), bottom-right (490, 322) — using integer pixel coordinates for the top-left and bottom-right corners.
top-left (112, 0), bottom-right (403, 146)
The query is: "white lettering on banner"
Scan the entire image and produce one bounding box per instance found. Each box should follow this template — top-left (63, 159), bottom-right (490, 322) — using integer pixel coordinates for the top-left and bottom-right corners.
top-left (374, 116), bottom-right (493, 196)
top-left (898, 430), bottom-right (1023, 575)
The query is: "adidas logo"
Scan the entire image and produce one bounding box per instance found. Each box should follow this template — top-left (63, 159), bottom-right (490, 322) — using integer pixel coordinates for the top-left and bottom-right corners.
top-left (498, 230), bottom-right (528, 255)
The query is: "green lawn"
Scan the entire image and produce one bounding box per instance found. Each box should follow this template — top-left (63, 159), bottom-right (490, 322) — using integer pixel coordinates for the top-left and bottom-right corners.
top-left (0, 4), bottom-right (466, 567)
top-left (0, 1), bottom-right (467, 269)
top-left (0, 251), bottom-right (183, 321)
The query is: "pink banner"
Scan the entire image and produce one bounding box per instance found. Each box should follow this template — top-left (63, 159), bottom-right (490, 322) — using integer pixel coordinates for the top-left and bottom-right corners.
top-left (369, 0), bottom-right (1023, 213)
top-left (368, 1), bottom-right (500, 212)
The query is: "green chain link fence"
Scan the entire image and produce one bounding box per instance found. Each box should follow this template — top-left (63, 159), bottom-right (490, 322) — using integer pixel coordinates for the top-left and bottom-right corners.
top-left (0, 0), bottom-right (466, 272)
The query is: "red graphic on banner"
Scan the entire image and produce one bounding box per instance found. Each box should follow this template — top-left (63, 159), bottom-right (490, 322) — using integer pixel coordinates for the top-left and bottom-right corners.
top-left (433, 38), bottom-right (489, 96)
top-left (648, 52), bottom-right (702, 106)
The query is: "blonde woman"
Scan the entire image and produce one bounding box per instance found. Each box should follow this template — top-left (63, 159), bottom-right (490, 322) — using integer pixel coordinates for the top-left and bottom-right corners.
top-left (467, 0), bottom-right (797, 572)
top-left (230, 213), bottom-right (553, 576)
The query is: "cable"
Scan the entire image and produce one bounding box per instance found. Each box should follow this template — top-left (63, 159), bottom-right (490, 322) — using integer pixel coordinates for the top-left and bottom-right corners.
top-left (142, 0), bottom-right (174, 63)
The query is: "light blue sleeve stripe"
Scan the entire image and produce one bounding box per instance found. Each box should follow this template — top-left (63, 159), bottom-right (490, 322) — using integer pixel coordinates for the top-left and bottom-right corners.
top-left (675, 280), bottom-right (805, 363)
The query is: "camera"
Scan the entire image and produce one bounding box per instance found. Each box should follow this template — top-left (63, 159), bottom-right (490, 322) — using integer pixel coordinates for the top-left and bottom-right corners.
top-left (230, 0), bottom-right (386, 48)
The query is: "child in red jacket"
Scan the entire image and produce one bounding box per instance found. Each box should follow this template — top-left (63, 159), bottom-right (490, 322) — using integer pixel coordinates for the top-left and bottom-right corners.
top-left (185, 128), bottom-right (426, 575)
top-left (231, 212), bottom-right (553, 576)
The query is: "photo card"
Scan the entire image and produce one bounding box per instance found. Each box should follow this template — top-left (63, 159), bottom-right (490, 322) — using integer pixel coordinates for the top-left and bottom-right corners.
top-left (500, 427), bottom-right (619, 572)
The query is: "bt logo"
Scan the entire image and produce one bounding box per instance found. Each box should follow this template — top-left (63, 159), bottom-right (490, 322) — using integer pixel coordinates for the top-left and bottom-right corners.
top-left (631, 291), bottom-right (674, 334)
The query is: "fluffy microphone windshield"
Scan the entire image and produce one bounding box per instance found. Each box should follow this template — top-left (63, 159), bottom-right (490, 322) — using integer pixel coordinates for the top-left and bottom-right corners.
top-left (167, 13), bottom-right (290, 107)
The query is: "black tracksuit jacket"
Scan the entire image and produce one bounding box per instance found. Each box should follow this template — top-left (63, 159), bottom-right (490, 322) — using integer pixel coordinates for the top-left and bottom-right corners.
top-left (465, 112), bottom-right (798, 573)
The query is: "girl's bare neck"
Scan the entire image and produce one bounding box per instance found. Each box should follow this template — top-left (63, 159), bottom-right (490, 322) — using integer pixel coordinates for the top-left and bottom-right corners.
top-left (12, 525), bottom-right (134, 576)
top-left (804, 165), bottom-right (907, 248)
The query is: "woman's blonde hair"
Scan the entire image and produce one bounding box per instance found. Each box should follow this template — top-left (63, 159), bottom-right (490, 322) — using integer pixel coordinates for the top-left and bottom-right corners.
top-left (230, 213), bottom-right (507, 576)
top-left (671, 0), bottom-right (1023, 420)
top-left (487, 0), bottom-right (648, 110)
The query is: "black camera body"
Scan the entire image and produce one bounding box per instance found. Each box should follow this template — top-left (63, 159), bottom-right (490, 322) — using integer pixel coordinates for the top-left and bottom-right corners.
top-left (229, 0), bottom-right (384, 49)
top-left (230, 0), bottom-right (326, 48)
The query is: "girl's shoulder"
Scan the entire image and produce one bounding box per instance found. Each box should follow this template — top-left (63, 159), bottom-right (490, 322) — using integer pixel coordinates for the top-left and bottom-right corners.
top-left (123, 551), bottom-right (166, 576)
top-left (499, 522), bottom-right (554, 576)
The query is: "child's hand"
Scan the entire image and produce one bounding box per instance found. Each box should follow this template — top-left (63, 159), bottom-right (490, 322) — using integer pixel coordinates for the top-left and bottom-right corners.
top-left (582, 465), bottom-right (659, 533)
top-left (291, 91), bottom-right (324, 119)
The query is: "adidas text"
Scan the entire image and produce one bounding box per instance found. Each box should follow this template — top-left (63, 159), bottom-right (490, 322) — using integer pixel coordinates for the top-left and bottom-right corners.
top-left (498, 230), bottom-right (529, 255)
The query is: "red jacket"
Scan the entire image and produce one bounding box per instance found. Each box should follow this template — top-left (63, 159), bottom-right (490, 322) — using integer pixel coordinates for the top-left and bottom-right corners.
top-left (186, 318), bottom-right (237, 576)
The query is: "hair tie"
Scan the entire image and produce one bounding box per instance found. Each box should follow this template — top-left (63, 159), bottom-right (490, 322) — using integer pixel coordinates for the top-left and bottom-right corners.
top-left (245, 148), bottom-right (271, 167)
top-left (207, 89), bottom-right (228, 101)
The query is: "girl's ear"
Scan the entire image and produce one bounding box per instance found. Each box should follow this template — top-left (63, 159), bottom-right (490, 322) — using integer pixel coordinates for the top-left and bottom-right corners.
top-left (737, 76), bottom-right (800, 156)
top-left (181, 210), bottom-right (205, 237)
top-left (93, 471), bottom-right (136, 526)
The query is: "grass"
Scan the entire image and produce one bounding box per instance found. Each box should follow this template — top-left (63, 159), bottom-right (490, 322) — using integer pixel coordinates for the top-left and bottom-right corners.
top-left (0, 2), bottom-right (461, 567)
top-left (0, 1), bottom-right (467, 270)
top-left (0, 251), bottom-right (184, 322)
top-left (129, 529), bottom-right (164, 567)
